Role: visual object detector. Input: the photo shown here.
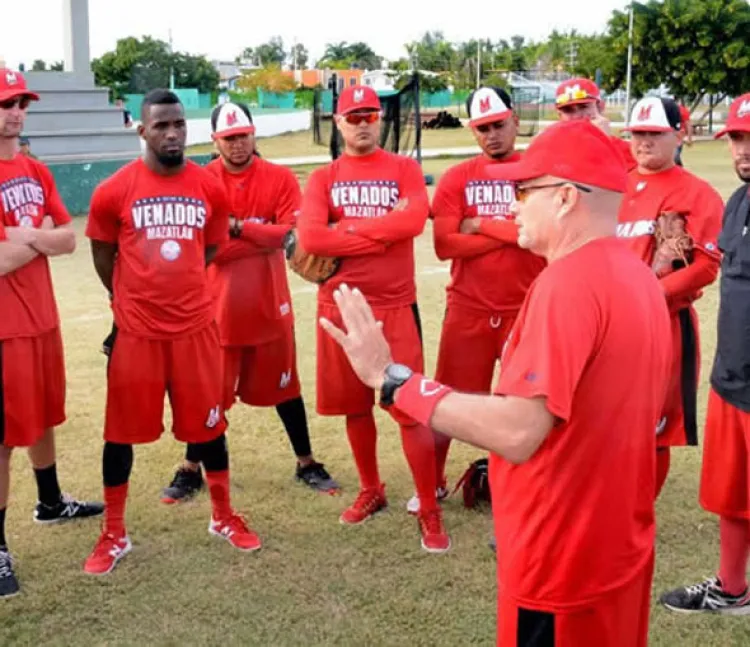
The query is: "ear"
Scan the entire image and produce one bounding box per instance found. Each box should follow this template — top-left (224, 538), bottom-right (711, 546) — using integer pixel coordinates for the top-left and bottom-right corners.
top-left (555, 184), bottom-right (580, 220)
top-left (137, 123), bottom-right (146, 140)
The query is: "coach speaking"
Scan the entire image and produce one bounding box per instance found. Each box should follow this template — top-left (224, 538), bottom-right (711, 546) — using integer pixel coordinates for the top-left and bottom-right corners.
top-left (320, 120), bottom-right (672, 647)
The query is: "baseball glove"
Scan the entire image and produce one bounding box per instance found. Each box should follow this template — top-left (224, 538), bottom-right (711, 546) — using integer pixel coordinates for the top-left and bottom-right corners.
top-left (652, 211), bottom-right (694, 278)
top-left (283, 228), bottom-right (340, 284)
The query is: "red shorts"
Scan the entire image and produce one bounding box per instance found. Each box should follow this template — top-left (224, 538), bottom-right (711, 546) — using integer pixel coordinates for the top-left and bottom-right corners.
top-left (316, 302), bottom-right (424, 416)
top-left (497, 555), bottom-right (653, 647)
top-left (223, 323), bottom-right (301, 409)
top-left (699, 388), bottom-right (750, 520)
top-left (658, 307), bottom-right (700, 448)
top-left (435, 305), bottom-right (516, 393)
top-left (105, 324), bottom-right (227, 445)
top-left (0, 328), bottom-right (66, 448)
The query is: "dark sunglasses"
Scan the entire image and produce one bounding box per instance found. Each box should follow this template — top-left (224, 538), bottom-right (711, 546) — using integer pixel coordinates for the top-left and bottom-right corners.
top-left (0, 96), bottom-right (31, 111)
top-left (344, 112), bottom-right (379, 125)
top-left (515, 182), bottom-right (593, 202)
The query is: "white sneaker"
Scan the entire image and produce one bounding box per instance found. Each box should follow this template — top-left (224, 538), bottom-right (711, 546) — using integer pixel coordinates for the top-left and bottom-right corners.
top-left (406, 485), bottom-right (449, 515)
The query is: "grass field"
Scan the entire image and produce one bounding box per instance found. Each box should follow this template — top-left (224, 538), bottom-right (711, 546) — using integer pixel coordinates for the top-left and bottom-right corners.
top-left (2, 140), bottom-right (749, 646)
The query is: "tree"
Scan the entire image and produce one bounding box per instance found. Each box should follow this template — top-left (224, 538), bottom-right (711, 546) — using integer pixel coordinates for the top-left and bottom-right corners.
top-left (236, 65), bottom-right (296, 93)
top-left (317, 41), bottom-right (381, 70)
top-left (254, 37), bottom-right (286, 66)
top-left (289, 43), bottom-right (309, 69)
top-left (404, 32), bottom-right (456, 72)
top-left (30, 59), bottom-right (64, 71)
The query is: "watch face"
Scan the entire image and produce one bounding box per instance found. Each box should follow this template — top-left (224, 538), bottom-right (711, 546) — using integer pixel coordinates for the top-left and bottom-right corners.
top-left (387, 364), bottom-right (413, 381)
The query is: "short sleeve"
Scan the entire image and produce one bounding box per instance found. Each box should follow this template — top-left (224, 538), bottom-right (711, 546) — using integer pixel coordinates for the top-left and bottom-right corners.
top-left (275, 167), bottom-right (303, 225)
top-left (37, 163), bottom-right (72, 226)
top-left (204, 174), bottom-right (230, 246)
top-left (496, 275), bottom-right (600, 422)
top-left (0, 219), bottom-right (7, 242)
top-left (85, 179), bottom-right (120, 243)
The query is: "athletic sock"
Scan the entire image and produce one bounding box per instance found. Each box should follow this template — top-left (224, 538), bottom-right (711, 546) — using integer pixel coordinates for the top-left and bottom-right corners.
top-left (205, 470), bottom-right (233, 521)
top-left (433, 431), bottom-right (451, 484)
top-left (34, 463), bottom-right (62, 507)
top-left (276, 397), bottom-right (313, 459)
top-left (103, 484), bottom-right (128, 537)
top-left (718, 516), bottom-right (750, 596)
top-left (345, 413), bottom-right (381, 490)
top-left (655, 448), bottom-right (671, 497)
top-left (400, 423), bottom-right (438, 512)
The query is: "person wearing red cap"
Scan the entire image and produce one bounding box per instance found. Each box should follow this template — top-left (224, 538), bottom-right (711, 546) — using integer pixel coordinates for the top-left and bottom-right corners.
top-left (0, 68), bottom-right (104, 598)
top-left (415, 86), bottom-right (545, 515)
top-left (297, 84), bottom-right (449, 552)
top-left (660, 92), bottom-right (750, 615)
top-left (555, 77), bottom-right (637, 170)
top-left (83, 89), bottom-right (260, 576)
top-left (159, 101), bottom-right (340, 501)
top-left (319, 119), bottom-right (671, 646)
top-left (618, 96), bottom-right (724, 497)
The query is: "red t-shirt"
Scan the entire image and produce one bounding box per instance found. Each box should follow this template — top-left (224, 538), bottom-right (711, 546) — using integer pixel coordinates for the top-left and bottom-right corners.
top-left (206, 157), bottom-right (299, 346)
top-left (298, 148), bottom-right (429, 309)
top-left (85, 159), bottom-right (230, 339)
top-left (617, 165), bottom-right (723, 311)
top-left (0, 155), bottom-right (71, 339)
top-left (431, 153), bottom-right (546, 314)
top-left (491, 237), bottom-right (671, 611)
top-left (679, 105), bottom-right (691, 133)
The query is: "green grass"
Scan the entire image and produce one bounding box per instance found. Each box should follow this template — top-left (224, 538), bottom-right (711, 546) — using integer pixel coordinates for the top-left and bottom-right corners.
top-left (2, 140), bottom-right (748, 646)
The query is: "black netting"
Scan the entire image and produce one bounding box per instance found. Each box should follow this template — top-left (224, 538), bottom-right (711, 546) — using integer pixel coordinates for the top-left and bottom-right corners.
top-left (510, 86), bottom-right (542, 138)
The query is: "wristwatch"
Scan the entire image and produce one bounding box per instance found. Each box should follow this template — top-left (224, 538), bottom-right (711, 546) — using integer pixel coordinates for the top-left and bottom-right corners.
top-left (379, 363), bottom-right (414, 406)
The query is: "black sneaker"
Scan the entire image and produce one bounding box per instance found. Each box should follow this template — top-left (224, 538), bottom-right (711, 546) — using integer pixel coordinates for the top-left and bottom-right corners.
top-left (0, 549), bottom-right (19, 599)
top-left (489, 536), bottom-right (497, 553)
top-left (660, 577), bottom-right (750, 615)
top-left (295, 462), bottom-right (340, 494)
top-left (161, 467), bottom-right (204, 504)
top-left (34, 494), bottom-right (104, 524)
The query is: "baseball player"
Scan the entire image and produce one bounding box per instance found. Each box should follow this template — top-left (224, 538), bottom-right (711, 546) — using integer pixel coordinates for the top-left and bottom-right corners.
top-left (0, 68), bottom-right (103, 598)
top-left (555, 77), bottom-right (637, 170)
top-left (83, 89), bottom-right (260, 575)
top-left (618, 97), bottom-right (723, 496)
top-left (660, 93), bottom-right (750, 614)
top-left (420, 86), bottom-right (545, 514)
top-left (297, 85), bottom-right (449, 553)
top-left (160, 101), bottom-right (339, 502)
top-left (321, 120), bottom-right (671, 647)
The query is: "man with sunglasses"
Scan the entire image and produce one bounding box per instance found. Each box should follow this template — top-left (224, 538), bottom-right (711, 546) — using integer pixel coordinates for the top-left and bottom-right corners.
top-left (555, 77), bottom-right (637, 171)
top-left (420, 87), bottom-right (545, 515)
top-left (160, 101), bottom-right (340, 502)
top-left (617, 97), bottom-right (723, 497)
top-left (0, 68), bottom-right (103, 597)
top-left (318, 119), bottom-right (671, 646)
top-left (297, 85), bottom-right (450, 553)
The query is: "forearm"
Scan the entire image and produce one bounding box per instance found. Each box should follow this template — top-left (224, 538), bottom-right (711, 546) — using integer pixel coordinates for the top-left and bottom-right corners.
top-left (660, 252), bottom-right (719, 301)
top-left (213, 239), bottom-right (264, 266)
top-left (347, 206), bottom-right (427, 244)
top-left (435, 233), bottom-right (502, 260)
top-left (298, 225), bottom-right (387, 257)
top-left (478, 219), bottom-right (519, 244)
top-left (30, 227), bottom-right (76, 256)
top-left (0, 241), bottom-right (39, 276)
top-left (240, 221), bottom-right (291, 249)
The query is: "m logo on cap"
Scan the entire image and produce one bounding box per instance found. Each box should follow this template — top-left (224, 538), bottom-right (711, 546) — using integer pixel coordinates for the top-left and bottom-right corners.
top-left (353, 89), bottom-right (364, 103)
top-left (738, 100), bottom-right (750, 119)
top-left (5, 71), bottom-right (18, 85)
top-left (226, 110), bottom-right (238, 127)
top-left (479, 97), bottom-right (491, 113)
top-left (637, 105), bottom-right (653, 122)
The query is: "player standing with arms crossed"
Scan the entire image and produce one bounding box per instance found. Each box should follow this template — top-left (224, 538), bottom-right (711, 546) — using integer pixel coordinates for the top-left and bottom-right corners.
top-left (618, 97), bottom-right (723, 496)
top-left (419, 87), bottom-right (545, 513)
top-left (83, 90), bottom-right (260, 575)
top-left (297, 85), bottom-right (449, 552)
top-left (161, 101), bottom-right (339, 502)
top-left (320, 120), bottom-right (671, 646)
top-left (0, 69), bottom-right (103, 598)
top-left (660, 93), bottom-right (750, 614)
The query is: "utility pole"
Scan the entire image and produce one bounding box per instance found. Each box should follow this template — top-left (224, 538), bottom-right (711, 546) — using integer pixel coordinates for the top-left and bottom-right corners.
top-left (168, 28), bottom-right (175, 89)
top-left (625, 1), bottom-right (635, 125)
top-left (476, 41), bottom-right (482, 88)
top-left (567, 41), bottom-right (578, 71)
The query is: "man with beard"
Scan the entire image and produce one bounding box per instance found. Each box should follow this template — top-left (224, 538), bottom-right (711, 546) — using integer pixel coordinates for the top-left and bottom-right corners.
top-left (83, 89), bottom-right (260, 575)
top-left (160, 101), bottom-right (339, 501)
top-left (660, 93), bottom-right (750, 614)
top-left (414, 87), bottom-right (545, 514)
top-left (0, 68), bottom-right (103, 598)
top-left (617, 97), bottom-right (723, 497)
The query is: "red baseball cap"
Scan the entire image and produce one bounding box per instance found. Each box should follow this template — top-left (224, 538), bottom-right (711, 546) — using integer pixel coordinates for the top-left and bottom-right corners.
top-left (0, 69), bottom-right (39, 103)
top-left (487, 119), bottom-right (628, 193)
top-left (555, 78), bottom-right (601, 109)
top-left (336, 85), bottom-right (381, 115)
top-left (714, 93), bottom-right (750, 138)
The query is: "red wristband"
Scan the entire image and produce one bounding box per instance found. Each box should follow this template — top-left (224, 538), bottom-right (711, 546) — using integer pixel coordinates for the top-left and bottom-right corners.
top-left (392, 373), bottom-right (453, 428)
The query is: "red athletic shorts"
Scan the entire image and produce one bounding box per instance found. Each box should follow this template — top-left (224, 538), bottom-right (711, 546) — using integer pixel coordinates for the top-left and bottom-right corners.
top-left (0, 328), bottom-right (66, 448)
top-left (658, 306), bottom-right (700, 448)
top-left (316, 302), bottom-right (424, 416)
top-left (435, 305), bottom-right (516, 393)
top-left (223, 322), bottom-right (301, 409)
top-left (496, 555), bottom-right (653, 647)
top-left (105, 323), bottom-right (227, 445)
top-left (700, 388), bottom-right (750, 520)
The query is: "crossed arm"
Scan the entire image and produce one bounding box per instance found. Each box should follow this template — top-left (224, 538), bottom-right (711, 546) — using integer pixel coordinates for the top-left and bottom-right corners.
top-left (0, 217), bottom-right (76, 276)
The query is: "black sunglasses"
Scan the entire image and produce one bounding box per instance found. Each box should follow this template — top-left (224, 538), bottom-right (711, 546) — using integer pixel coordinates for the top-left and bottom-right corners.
top-left (0, 96), bottom-right (31, 111)
top-left (515, 182), bottom-right (593, 202)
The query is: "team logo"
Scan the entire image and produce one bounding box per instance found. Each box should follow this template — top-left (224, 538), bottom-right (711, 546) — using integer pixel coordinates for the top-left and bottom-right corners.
top-left (205, 405), bottom-right (221, 429)
top-left (225, 110), bottom-right (238, 127)
top-left (353, 89), bottom-right (365, 103)
top-left (279, 370), bottom-right (292, 389)
top-left (279, 302), bottom-right (291, 317)
top-left (738, 100), bottom-right (750, 119)
top-left (19, 215), bottom-right (34, 228)
top-left (636, 181), bottom-right (647, 192)
top-left (479, 97), bottom-right (491, 113)
top-left (637, 105), bottom-right (653, 122)
top-left (419, 379), bottom-right (444, 397)
top-left (5, 71), bottom-right (18, 86)
top-left (160, 239), bottom-right (181, 261)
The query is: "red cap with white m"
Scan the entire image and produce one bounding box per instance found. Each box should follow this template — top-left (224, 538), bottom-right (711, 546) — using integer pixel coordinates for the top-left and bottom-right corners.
top-left (0, 69), bottom-right (40, 103)
top-left (714, 93), bottom-right (750, 138)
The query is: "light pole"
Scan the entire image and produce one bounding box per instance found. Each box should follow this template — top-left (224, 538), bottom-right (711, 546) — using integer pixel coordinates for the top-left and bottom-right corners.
top-left (624, 1), bottom-right (634, 124)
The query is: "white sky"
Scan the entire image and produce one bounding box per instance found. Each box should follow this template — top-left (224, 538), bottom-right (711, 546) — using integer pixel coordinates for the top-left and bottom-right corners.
top-left (3, 0), bottom-right (629, 69)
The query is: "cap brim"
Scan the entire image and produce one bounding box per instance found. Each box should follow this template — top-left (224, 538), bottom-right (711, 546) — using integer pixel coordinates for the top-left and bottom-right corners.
top-left (338, 105), bottom-right (380, 116)
top-left (714, 124), bottom-right (750, 139)
top-left (211, 125), bottom-right (256, 139)
top-left (470, 111), bottom-right (512, 128)
top-left (622, 125), bottom-right (675, 133)
top-left (485, 158), bottom-right (540, 183)
top-left (0, 89), bottom-right (40, 102)
top-left (556, 98), bottom-right (598, 109)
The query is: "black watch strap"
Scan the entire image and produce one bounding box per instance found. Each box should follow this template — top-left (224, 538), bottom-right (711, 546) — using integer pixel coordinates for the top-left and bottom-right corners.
top-left (379, 363), bottom-right (413, 407)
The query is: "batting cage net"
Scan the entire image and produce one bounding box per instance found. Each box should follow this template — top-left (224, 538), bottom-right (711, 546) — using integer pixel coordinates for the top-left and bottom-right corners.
top-left (510, 86), bottom-right (542, 138)
top-left (313, 73), bottom-right (423, 162)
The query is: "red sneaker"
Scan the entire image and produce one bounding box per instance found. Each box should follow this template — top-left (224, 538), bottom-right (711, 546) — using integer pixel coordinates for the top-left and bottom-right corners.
top-left (418, 508), bottom-right (451, 554)
top-left (339, 485), bottom-right (387, 525)
top-left (83, 531), bottom-right (132, 575)
top-left (209, 513), bottom-right (262, 552)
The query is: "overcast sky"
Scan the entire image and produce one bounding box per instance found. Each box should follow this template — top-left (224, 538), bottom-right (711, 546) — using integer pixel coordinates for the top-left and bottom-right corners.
top-left (2, 0), bottom-right (630, 69)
